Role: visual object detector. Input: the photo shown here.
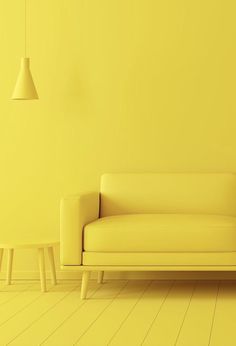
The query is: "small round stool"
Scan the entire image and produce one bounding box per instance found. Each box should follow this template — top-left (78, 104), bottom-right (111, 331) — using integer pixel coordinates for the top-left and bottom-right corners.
top-left (0, 238), bottom-right (59, 292)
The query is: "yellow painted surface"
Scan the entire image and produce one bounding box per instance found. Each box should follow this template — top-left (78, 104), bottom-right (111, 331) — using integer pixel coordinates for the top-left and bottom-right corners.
top-left (0, 0), bottom-right (236, 275)
top-left (0, 279), bottom-right (234, 345)
top-left (11, 57), bottom-right (39, 100)
top-left (100, 173), bottom-right (236, 217)
top-left (84, 213), bottom-right (236, 252)
top-left (60, 192), bottom-right (99, 265)
top-left (62, 174), bottom-right (236, 285)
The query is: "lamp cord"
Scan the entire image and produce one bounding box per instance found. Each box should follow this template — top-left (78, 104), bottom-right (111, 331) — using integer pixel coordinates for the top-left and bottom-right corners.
top-left (25, 0), bottom-right (27, 57)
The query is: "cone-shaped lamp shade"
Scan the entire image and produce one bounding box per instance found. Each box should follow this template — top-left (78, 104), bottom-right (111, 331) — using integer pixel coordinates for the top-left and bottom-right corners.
top-left (12, 57), bottom-right (38, 100)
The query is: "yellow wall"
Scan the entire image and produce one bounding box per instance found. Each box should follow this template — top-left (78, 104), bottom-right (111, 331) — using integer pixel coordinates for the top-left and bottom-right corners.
top-left (0, 0), bottom-right (236, 277)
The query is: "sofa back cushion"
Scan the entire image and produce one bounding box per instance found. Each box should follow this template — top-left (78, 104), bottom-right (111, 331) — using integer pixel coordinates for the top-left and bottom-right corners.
top-left (100, 173), bottom-right (236, 217)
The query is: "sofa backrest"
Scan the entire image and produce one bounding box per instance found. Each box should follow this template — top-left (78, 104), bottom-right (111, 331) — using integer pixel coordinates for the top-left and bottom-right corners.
top-left (100, 173), bottom-right (236, 217)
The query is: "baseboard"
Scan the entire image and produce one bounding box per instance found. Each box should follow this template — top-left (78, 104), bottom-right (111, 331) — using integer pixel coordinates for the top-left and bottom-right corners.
top-left (1, 270), bottom-right (236, 281)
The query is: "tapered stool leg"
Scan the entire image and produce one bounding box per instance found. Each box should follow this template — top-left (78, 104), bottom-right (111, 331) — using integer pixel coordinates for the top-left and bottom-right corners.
top-left (81, 271), bottom-right (90, 299)
top-left (0, 249), bottom-right (3, 273)
top-left (48, 247), bottom-right (57, 285)
top-left (38, 248), bottom-right (46, 292)
top-left (97, 271), bottom-right (104, 284)
top-left (6, 249), bottom-right (14, 285)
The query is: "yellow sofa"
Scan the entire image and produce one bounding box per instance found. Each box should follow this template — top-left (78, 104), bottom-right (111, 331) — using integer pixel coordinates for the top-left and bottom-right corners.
top-left (60, 173), bottom-right (236, 299)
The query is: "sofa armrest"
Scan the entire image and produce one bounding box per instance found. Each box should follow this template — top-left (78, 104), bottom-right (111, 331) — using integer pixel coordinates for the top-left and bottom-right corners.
top-left (60, 192), bottom-right (100, 265)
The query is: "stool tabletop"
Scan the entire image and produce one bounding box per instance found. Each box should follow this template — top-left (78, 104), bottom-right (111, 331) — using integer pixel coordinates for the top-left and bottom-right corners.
top-left (0, 234), bottom-right (59, 249)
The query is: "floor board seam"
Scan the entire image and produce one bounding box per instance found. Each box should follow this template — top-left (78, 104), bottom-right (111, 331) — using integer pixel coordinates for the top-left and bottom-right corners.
top-left (0, 291), bottom-right (44, 330)
top-left (0, 280), bottom-right (231, 346)
top-left (174, 281), bottom-right (197, 346)
top-left (140, 280), bottom-right (175, 345)
top-left (6, 283), bottom-right (80, 345)
top-left (107, 280), bottom-right (152, 345)
top-left (73, 281), bottom-right (129, 345)
top-left (0, 283), bottom-right (75, 334)
top-left (0, 283), bottom-right (35, 308)
top-left (208, 280), bottom-right (220, 346)
top-left (39, 282), bottom-right (108, 345)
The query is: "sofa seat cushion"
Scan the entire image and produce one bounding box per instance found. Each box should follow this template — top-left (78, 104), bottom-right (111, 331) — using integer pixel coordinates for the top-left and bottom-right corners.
top-left (83, 214), bottom-right (236, 252)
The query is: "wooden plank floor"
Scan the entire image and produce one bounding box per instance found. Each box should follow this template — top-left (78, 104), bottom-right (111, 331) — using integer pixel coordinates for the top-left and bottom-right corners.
top-left (0, 279), bottom-right (235, 345)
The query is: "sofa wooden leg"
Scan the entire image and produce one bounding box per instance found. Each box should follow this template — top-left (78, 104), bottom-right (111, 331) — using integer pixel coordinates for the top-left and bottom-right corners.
top-left (97, 271), bottom-right (104, 284)
top-left (6, 249), bottom-right (14, 285)
top-left (81, 271), bottom-right (90, 299)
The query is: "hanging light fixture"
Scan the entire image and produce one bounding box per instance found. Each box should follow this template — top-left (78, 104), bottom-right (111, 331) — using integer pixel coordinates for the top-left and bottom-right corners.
top-left (12, 0), bottom-right (38, 100)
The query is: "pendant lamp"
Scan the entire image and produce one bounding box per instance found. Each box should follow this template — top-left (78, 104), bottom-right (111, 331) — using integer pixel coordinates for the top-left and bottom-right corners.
top-left (12, 0), bottom-right (38, 100)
